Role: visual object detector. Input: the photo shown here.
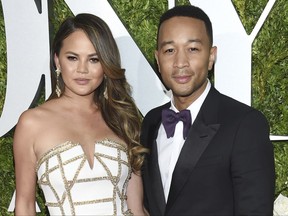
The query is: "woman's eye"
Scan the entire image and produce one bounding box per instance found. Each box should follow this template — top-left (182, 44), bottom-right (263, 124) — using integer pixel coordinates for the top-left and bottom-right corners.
top-left (90, 57), bottom-right (99, 63)
top-left (67, 56), bottom-right (77, 61)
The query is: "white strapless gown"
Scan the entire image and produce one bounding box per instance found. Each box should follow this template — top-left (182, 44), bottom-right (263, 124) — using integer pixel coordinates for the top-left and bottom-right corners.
top-left (36, 139), bottom-right (133, 216)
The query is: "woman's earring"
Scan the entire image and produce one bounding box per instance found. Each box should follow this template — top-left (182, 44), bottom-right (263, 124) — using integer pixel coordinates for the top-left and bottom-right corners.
top-left (103, 76), bottom-right (108, 100)
top-left (55, 68), bottom-right (61, 97)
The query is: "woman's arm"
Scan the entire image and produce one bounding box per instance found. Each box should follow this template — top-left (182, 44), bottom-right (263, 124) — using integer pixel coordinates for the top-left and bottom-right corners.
top-left (127, 172), bottom-right (149, 216)
top-left (13, 111), bottom-right (38, 216)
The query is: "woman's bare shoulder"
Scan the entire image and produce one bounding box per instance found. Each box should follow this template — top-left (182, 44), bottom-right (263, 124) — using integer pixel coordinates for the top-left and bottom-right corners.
top-left (17, 100), bottom-right (57, 128)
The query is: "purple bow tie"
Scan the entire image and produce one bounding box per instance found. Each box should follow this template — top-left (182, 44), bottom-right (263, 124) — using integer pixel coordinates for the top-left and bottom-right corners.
top-left (161, 108), bottom-right (192, 139)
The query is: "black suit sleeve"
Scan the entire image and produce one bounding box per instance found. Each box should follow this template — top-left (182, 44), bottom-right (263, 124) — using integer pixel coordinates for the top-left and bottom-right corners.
top-left (231, 110), bottom-right (275, 215)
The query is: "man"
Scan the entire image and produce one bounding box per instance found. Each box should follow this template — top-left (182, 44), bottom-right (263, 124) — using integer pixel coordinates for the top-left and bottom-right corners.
top-left (141, 5), bottom-right (275, 215)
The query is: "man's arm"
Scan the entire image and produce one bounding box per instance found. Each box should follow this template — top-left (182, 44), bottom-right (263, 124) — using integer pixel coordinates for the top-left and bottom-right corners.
top-left (232, 110), bottom-right (275, 215)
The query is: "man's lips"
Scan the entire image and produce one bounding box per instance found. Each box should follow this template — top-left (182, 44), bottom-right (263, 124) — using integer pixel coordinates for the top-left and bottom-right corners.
top-left (173, 74), bottom-right (191, 84)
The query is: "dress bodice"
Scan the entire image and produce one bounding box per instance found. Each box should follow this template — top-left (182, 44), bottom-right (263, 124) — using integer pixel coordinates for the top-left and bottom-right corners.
top-left (36, 139), bottom-right (132, 216)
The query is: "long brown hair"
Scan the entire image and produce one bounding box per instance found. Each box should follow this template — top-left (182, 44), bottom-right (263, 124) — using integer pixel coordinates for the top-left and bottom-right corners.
top-left (50, 13), bottom-right (147, 172)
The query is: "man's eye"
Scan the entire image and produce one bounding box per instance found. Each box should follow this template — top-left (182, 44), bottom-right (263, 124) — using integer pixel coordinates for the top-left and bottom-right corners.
top-left (165, 48), bottom-right (174, 53)
top-left (189, 47), bottom-right (199, 52)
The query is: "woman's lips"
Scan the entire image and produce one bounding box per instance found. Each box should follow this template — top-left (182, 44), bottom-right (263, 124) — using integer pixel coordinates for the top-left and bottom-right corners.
top-left (75, 78), bottom-right (89, 85)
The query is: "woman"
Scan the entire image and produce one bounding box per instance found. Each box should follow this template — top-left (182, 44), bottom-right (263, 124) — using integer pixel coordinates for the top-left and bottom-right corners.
top-left (13, 13), bottom-right (147, 216)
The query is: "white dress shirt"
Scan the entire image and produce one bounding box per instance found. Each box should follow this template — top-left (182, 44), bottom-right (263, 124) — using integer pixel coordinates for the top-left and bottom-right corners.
top-left (156, 80), bottom-right (211, 201)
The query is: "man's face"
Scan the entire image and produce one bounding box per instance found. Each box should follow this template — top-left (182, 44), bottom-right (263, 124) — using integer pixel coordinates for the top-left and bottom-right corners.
top-left (155, 16), bottom-right (216, 105)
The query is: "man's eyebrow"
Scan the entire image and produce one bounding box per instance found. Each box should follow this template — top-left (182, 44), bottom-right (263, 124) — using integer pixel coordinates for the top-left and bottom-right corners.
top-left (187, 39), bottom-right (203, 44)
top-left (159, 40), bottom-right (174, 49)
top-left (159, 39), bottom-right (203, 49)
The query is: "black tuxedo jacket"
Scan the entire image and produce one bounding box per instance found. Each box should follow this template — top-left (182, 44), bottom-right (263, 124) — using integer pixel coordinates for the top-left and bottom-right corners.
top-left (141, 86), bottom-right (275, 215)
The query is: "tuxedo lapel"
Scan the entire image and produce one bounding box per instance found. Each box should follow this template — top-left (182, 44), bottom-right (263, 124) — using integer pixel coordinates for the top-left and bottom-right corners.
top-left (143, 104), bottom-right (169, 215)
top-left (148, 139), bottom-right (166, 214)
top-left (166, 87), bottom-right (221, 211)
top-left (166, 120), bottom-right (220, 210)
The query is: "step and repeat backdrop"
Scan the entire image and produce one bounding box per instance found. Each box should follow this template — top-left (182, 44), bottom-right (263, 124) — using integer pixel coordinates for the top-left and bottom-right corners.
top-left (0, 0), bottom-right (287, 215)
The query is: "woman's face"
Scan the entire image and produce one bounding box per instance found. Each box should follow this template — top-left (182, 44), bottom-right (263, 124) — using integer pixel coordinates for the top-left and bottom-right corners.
top-left (54, 30), bottom-right (104, 98)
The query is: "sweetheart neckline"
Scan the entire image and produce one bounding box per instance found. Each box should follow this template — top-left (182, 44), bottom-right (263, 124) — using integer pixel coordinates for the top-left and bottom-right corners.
top-left (36, 138), bottom-right (127, 170)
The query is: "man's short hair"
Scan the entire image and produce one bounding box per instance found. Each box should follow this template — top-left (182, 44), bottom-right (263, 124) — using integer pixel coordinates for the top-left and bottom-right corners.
top-left (157, 5), bottom-right (213, 47)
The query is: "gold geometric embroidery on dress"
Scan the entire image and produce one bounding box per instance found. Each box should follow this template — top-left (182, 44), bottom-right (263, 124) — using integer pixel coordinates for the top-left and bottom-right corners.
top-left (36, 139), bottom-right (133, 216)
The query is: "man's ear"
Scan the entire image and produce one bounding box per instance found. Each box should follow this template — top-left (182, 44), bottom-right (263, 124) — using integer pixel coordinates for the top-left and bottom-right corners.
top-left (154, 50), bottom-right (160, 73)
top-left (208, 46), bottom-right (217, 70)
